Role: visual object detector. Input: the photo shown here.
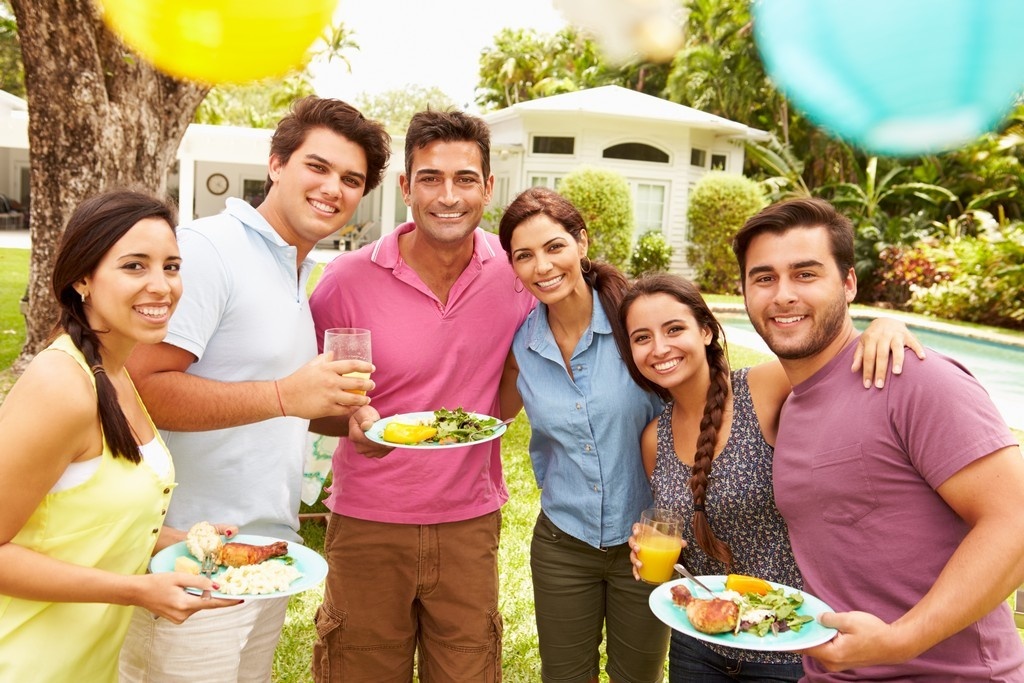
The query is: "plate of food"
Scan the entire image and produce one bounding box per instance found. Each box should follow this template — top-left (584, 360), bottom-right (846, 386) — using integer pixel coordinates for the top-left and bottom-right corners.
top-left (365, 407), bottom-right (509, 450)
top-left (151, 523), bottom-right (327, 600)
top-left (649, 574), bottom-right (838, 652)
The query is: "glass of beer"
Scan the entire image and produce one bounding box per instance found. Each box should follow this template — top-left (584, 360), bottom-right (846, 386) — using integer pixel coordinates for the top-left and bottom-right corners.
top-left (636, 507), bottom-right (684, 584)
top-left (323, 328), bottom-right (371, 395)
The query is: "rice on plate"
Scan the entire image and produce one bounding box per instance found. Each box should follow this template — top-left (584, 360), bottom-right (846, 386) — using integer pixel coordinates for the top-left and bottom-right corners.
top-left (217, 560), bottom-right (302, 595)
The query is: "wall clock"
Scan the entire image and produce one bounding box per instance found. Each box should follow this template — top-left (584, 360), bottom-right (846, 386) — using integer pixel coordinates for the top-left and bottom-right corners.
top-left (206, 173), bottom-right (229, 195)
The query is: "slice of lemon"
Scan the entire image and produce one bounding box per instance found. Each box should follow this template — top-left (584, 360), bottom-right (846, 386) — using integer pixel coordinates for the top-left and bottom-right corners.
top-left (382, 422), bottom-right (438, 445)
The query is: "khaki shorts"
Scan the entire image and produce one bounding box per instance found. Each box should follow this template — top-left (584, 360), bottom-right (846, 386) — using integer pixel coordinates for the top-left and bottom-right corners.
top-left (312, 511), bottom-right (503, 682)
top-left (531, 510), bottom-right (668, 683)
top-left (119, 597), bottom-right (288, 683)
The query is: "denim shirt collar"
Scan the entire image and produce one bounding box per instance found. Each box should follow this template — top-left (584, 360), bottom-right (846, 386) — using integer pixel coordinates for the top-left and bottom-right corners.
top-left (525, 288), bottom-right (608, 363)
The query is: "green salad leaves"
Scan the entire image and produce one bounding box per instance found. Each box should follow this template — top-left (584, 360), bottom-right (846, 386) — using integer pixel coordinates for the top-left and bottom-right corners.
top-left (737, 587), bottom-right (815, 636)
top-left (429, 408), bottom-right (499, 444)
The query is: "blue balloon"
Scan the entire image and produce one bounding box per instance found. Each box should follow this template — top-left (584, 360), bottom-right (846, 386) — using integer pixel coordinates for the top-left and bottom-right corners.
top-left (753, 0), bottom-right (1024, 155)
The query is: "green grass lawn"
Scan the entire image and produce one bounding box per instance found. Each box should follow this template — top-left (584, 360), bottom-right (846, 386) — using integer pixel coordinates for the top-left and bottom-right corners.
top-left (1, 247), bottom-right (1022, 679)
top-left (0, 248), bottom-right (29, 392)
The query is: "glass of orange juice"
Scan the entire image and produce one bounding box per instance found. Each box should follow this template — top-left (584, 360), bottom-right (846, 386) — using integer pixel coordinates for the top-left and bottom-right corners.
top-left (323, 328), bottom-right (371, 395)
top-left (636, 507), bottom-right (684, 584)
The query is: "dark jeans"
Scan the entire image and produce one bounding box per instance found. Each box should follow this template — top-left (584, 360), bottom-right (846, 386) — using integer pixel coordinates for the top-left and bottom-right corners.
top-left (669, 632), bottom-right (804, 683)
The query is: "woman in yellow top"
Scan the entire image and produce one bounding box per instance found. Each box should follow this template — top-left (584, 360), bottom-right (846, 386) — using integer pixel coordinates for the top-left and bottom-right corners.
top-left (0, 190), bottom-right (238, 681)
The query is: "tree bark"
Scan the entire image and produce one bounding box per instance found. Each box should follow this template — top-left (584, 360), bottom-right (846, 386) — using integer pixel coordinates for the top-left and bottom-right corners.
top-left (10, 0), bottom-right (209, 370)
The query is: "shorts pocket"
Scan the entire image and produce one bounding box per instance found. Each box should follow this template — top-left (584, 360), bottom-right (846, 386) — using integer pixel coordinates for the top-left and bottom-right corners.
top-left (312, 602), bottom-right (346, 683)
top-left (811, 444), bottom-right (878, 525)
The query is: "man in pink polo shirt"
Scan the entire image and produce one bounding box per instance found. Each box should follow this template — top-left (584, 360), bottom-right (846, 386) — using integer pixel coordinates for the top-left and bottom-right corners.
top-left (308, 110), bottom-right (535, 682)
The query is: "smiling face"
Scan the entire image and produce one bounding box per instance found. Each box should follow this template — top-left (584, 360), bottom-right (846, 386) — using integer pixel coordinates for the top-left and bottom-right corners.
top-left (400, 139), bottom-right (493, 247)
top-left (742, 226), bottom-right (856, 369)
top-left (80, 217), bottom-right (182, 355)
top-left (263, 126), bottom-right (368, 254)
top-left (625, 292), bottom-right (712, 392)
top-left (508, 213), bottom-right (589, 305)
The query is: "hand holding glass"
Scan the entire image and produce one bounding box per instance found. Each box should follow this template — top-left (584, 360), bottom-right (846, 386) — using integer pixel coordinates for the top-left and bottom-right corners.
top-left (324, 328), bottom-right (371, 395)
top-left (636, 507), bottom-right (684, 584)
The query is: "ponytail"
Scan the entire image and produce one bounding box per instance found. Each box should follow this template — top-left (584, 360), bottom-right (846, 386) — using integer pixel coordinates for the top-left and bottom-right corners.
top-left (584, 260), bottom-right (628, 325)
top-left (51, 189), bottom-right (177, 464)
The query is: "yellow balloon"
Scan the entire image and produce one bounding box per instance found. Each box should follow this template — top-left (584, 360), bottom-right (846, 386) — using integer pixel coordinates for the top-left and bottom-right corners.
top-left (99, 0), bottom-right (338, 84)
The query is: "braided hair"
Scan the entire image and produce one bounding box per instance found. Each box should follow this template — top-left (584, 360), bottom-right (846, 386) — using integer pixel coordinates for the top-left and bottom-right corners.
top-left (615, 273), bottom-right (734, 567)
top-left (50, 190), bottom-right (178, 463)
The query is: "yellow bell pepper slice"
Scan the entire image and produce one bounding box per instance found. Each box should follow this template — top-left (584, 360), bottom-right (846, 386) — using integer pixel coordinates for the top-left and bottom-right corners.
top-left (382, 422), bottom-right (438, 445)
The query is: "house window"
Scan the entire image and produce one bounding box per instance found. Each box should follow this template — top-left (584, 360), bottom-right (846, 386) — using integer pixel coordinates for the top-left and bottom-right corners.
top-left (690, 148), bottom-right (707, 167)
top-left (493, 176), bottom-right (510, 209)
top-left (242, 178), bottom-right (265, 208)
top-left (711, 153), bottom-right (728, 171)
top-left (632, 182), bottom-right (668, 233)
top-left (528, 175), bottom-right (564, 189)
top-left (603, 142), bottom-right (669, 164)
top-left (532, 136), bottom-right (575, 155)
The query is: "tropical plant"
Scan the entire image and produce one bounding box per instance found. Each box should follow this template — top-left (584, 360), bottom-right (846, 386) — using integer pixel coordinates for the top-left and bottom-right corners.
top-left (819, 156), bottom-right (958, 300)
top-left (194, 74), bottom-right (316, 128)
top-left (558, 166), bottom-right (635, 271)
top-left (666, 0), bottom-right (782, 135)
top-left (0, 1), bottom-right (23, 97)
top-left (910, 224), bottom-right (1024, 329)
top-left (686, 172), bottom-right (767, 293)
top-left (355, 85), bottom-right (456, 134)
top-left (744, 134), bottom-right (812, 200)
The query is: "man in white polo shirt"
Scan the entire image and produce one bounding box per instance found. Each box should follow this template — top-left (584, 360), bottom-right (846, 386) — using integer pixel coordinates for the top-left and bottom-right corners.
top-left (119, 97), bottom-right (391, 683)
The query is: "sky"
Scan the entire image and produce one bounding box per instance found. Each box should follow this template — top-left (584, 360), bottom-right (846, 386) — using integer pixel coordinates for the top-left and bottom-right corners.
top-left (311, 0), bottom-right (568, 111)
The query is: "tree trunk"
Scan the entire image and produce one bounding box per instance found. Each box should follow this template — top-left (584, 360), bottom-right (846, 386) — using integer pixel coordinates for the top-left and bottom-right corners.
top-left (10, 0), bottom-right (208, 370)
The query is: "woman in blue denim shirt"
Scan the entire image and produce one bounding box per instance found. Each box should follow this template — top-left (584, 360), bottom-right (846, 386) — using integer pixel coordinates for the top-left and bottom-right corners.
top-left (497, 187), bottom-right (669, 683)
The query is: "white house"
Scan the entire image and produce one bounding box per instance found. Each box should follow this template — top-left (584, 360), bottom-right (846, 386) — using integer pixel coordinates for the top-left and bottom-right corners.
top-left (1, 86), bottom-right (766, 270)
top-left (483, 86), bottom-right (769, 272)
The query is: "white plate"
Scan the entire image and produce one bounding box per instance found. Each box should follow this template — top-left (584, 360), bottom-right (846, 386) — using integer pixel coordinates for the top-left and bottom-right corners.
top-left (365, 411), bottom-right (508, 450)
top-left (151, 534), bottom-right (327, 600)
top-left (649, 576), bottom-right (838, 652)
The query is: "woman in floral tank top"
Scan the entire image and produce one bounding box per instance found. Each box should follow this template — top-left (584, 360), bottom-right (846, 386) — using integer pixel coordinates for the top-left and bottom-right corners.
top-left (614, 273), bottom-right (917, 682)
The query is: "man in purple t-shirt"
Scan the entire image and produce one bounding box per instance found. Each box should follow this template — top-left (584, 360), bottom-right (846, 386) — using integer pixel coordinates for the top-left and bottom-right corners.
top-left (732, 197), bottom-right (1024, 681)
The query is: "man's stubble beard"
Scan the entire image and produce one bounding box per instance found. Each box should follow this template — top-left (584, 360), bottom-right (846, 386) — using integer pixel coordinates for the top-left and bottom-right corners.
top-left (750, 293), bottom-right (850, 361)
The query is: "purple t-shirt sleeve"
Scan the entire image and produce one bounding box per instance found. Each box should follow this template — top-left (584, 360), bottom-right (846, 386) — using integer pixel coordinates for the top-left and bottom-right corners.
top-left (888, 352), bottom-right (1015, 490)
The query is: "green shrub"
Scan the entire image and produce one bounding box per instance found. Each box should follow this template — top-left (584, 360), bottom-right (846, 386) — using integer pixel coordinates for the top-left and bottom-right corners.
top-left (558, 166), bottom-right (634, 271)
top-left (910, 225), bottom-right (1024, 330)
top-left (686, 172), bottom-right (766, 293)
top-left (629, 230), bottom-right (674, 277)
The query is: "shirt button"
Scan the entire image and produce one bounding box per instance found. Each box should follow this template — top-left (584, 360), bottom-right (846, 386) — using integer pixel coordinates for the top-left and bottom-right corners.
top-left (163, 488), bottom-right (171, 494)
top-left (593, 485), bottom-right (599, 492)
top-left (161, 509), bottom-right (167, 515)
top-left (576, 403), bottom-right (581, 410)
top-left (585, 444), bottom-right (592, 452)
top-left (152, 528), bottom-right (159, 534)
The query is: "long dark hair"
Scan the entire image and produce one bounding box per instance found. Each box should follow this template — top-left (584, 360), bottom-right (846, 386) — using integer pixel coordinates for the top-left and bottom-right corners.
top-left (498, 187), bottom-right (628, 322)
top-left (615, 273), bottom-right (734, 568)
top-left (51, 190), bottom-right (178, 463)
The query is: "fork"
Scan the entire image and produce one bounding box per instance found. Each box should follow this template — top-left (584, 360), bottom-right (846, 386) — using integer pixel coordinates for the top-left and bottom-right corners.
top-left (673, 563), bottom-right (716, 597)
top-left (200, 553), bottom-right (218, 579)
